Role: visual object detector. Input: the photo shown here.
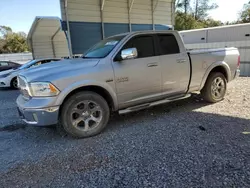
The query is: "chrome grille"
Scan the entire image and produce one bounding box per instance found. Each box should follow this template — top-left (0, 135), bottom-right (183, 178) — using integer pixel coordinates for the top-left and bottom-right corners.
top-left (18, 76), bottom-right (30, 98)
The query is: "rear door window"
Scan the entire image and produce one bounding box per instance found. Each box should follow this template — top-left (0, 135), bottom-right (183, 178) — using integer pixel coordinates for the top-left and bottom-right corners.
top-left (157, 34), bottom-right (180, 55)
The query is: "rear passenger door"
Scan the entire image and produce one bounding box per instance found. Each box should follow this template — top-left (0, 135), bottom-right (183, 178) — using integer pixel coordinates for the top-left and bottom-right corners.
top-left (156, 34), bottom-right (190, 97)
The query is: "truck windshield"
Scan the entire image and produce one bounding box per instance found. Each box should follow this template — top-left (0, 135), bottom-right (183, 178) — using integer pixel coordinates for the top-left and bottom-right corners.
top-left (82, 35), bottom-right (126, 58)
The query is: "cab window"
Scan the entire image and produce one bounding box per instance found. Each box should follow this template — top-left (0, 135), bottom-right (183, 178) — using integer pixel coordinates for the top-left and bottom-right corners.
top-left (122, 35), bottom-right (155, 59)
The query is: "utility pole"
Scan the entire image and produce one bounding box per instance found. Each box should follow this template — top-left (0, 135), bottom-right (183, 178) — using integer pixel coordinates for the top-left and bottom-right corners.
top-left (184, 0), bottom-right (188, 14)
top-left (184, 0), bottom-right (188, 29)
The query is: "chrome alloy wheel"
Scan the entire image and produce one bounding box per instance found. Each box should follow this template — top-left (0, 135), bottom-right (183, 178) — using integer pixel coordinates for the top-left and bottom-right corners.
top-left (70, 100), bottom-right (103, 131)
top-left (211, 77), bottom-right (225, 99)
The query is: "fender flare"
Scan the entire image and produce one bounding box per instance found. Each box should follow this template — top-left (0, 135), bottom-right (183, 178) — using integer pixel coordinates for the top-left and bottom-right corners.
top-left (199, 61), bottom-right (231, 90)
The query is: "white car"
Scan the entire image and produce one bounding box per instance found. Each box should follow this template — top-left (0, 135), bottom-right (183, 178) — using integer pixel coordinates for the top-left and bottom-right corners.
top-left (0, 58), bottom-right (60, 89)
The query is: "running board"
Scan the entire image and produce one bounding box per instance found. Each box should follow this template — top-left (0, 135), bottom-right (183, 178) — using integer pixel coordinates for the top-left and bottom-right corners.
top-left (119, 94), bottom-right (191, 115)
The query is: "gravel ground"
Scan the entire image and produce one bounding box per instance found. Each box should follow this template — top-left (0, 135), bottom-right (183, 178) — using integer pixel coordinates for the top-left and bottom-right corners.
top-left (0, 77), bottom-right (250, 188)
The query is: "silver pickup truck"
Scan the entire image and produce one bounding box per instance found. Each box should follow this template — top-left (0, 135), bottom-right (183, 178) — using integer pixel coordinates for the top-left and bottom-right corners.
top-left (16, 30), bottom-right (240, 138)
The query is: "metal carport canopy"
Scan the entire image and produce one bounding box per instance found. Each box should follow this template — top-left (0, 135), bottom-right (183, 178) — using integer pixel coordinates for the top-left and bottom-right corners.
top-left (61, 0), bottom-right (176, 56)
top-left (27, 16), bottom-right (69, 59)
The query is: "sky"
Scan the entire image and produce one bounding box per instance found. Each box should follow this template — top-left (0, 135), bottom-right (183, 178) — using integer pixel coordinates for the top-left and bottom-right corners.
top-left (209, 0), bottom-right (249, 22)
top-left (0, 0), bottom-right (61, 33)
top-left (0, 0), bottom-right (249, 34)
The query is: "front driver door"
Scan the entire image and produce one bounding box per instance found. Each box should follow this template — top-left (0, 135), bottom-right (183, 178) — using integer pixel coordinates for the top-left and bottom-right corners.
top-left (112, 35), bottom-right (162, 109)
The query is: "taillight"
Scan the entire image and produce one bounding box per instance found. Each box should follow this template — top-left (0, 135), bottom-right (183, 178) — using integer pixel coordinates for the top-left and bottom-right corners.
top-left (237, 56), bottom-right (240, 68)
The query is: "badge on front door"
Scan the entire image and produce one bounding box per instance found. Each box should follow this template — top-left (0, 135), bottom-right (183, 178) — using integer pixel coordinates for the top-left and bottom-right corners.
top-left (117, 77), bottom-right (129, 83)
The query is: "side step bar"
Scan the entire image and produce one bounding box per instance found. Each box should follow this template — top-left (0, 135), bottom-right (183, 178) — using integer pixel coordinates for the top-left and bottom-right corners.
top-left (119, 94), bottom-right (191, 115)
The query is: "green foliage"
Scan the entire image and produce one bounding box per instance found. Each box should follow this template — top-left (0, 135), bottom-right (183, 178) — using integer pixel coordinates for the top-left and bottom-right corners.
top-left (239, 1), bottom-right (250, 23)
top-left (175, 11), bottom-right (222, 31)
top-left (175, 0), bottom-right (221, 31)
top-left (0, 26), bottom-right (12, 37)
top-left (0, 26), bottom-right (29, 54)
top-left (202, 18), bottom-right (222, 27)
top-left (175, 11), bottom-right (203, 30)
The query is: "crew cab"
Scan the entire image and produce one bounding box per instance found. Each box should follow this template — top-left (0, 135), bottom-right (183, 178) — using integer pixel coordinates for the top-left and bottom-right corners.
top-left (16, 30), bottom-right (240, 138)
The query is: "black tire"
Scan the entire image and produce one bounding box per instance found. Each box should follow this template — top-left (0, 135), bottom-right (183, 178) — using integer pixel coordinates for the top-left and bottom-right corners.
top-left (59, 91), bottom-right (110, 138)
top-left (10, 77), bottom-right (18, 89)
top-left (201, 72), bottom-right (227, 103)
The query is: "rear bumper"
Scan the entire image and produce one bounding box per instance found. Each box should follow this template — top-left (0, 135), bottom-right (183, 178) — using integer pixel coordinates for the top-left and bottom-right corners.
top-left (234, 69), bottom-right (240, 79)
top-left (16, 94), bottom-right (60, 126)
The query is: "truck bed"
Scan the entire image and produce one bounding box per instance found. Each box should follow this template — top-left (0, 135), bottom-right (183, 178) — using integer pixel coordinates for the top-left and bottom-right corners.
top-left (187, 47), bottom-right (239, 92)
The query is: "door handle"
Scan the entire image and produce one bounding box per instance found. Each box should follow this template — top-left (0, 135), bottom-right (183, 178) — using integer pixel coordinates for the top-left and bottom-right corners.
top-left (177, 59), bottom-right (187, 63)
top-left (147, 62), bottom-right (158, 67)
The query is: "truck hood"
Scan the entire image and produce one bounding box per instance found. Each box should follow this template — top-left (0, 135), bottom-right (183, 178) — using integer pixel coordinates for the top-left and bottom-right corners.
top-left (19, 58), bottom-right (100, 82)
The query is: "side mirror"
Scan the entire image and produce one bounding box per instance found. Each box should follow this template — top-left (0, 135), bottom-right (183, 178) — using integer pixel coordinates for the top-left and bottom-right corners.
top-left (121, 48), bottom-right (138, 60)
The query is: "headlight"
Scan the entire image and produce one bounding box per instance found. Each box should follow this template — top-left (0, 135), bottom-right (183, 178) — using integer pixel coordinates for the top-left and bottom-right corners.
top-left (29, 82), bottom-right (60, 97)
top-left (0, 73), bottom-right (11, 78)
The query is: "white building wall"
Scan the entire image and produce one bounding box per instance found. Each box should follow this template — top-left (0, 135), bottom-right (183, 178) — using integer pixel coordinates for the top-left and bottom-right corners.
top-left (207, 24), bottom-right (250, 43)
top-left (131, 0), bottom-right (152, 24)
top-left (154, 0), bottom-right (173, 25)
top-left (185, 41), bottom-right (250, 77)
top-left (180, 23), bottom-right (250, 44)
top-left (180, 30), bottom-right (207, 44)
top-left (53, 32), bottom-right (69, 58)
top-left (181, 24), bottom-right (250, 76)
top-left (32, 39), bottom-right (54, 59)
top-left (104, 0), bottom-right (128, 23)
top-left (28, 17), bottom-right (69, 59)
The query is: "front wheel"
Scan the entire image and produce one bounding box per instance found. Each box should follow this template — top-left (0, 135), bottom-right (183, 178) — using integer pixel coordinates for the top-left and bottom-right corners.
top-left (59, 92), bottom-right (110, 138)
top-left (11, 77), bottom-right (18, 89)
top-left (201, 72), bottom-right (227, 103)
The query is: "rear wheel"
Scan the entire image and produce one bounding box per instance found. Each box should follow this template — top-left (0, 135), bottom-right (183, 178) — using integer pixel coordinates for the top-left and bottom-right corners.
top-left (11, 77), bottom-right (18, 89)
top-left (59, 92), bottom-right (110, 138)
top-left (201, 72), bottom-right (227, 103)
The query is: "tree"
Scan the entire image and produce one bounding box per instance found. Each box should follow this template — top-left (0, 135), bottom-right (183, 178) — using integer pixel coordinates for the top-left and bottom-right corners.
top-left (175, 0), bottom-right (191, 14)
top-left (202, 18), bottom-right (222, 27)
top-left (239, 1), bottom-right (250, 23)
top-left (175, 0), bottom-right (193, 29)
top-left (175, 11), bottom-right (204, 30)
top-left (0, 26), bottom-right (12, 37)
top-left (175, 0), bottom-right (218, 20)
top-left (193, 0), bottom-right (218, 20)
top-left (175, 0), bottom-right (221, 30)
top-left (0, 26), bottom-right (29, 54)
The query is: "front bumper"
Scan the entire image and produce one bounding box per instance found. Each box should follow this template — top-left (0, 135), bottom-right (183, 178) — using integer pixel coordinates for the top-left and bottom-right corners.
top-left (16, 95), bottom-right (60, 126)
